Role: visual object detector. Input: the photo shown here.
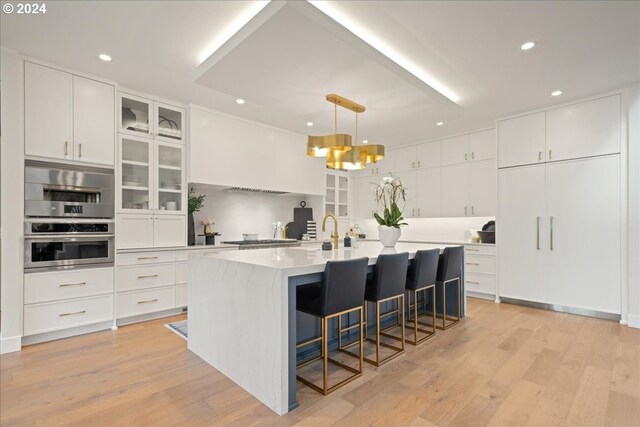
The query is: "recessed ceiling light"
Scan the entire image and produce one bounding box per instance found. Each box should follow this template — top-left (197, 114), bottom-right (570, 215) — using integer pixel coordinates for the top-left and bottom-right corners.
top-left (551, 90), bottom-right (563, 97)
top-left (306, 122), bottom-right (314, 127)
top-left (436, 122), bottom-right (444, 126)
top-left (520, 42), bottom-right (535, 51)
top-left (362, 140), bottom-right (369, 144)
top-left (98, 54), bottom-right (112, 62)
top-left (236, 98), bottom-right (245, 105)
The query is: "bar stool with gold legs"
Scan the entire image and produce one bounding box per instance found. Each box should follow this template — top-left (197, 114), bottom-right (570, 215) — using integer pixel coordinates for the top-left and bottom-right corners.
top-left (435, 246), bottom-right (464, 330)
top-left (404, 249), bottom-right (440, 345)
top-left (343, 252), bottom-right (409, 366)
top-left (296, 257), bottom-right (369, 395)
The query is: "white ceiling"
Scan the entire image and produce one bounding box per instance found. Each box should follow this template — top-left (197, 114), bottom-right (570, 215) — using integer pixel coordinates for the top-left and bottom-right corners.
top-left (2, 1), bottom-right (639, 147)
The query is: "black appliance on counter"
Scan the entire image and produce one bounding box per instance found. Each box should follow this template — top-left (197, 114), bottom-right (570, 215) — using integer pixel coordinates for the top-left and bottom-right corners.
top-left (477, 220), bottom-right (495, 244)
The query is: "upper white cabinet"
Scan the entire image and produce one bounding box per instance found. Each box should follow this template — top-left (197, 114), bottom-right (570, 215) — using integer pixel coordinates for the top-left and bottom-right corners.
top-left (468, 160), bottom-right (497, 217)
top-left (498, 112), bottom-right (546, 168)
top-left (441, 135), bottom-right (469, 165)
top-left (415, 167), bottom-right (442, 217)
top-left (189, 105), bottom-right (325, 195)
top-left (469, 129), bottom-right (496, 161)
top-left (353, 176), bottom-right (377, 220)
top-left (354, 150), bottom-right (394, 177)
top-left (119, 94), bottom-right (185, 144)
top-left (25, 62), bottom-right (72, 161)
top-left (73, 76), bottom-right (115, 166)
top-left (25, 62), bottom-right (115, 165)
top-left (417, 141), bottom-right (441, 169)
top-left (545, 95), bottom-right (620, 162)
top-left (498, 95), bottom-right (621, 168)
top-left (393, 146), bottom-right (417, 172)
top-left (441, 164), bottom-right (469, 217)
top-left (395, 171), bottom-right (417, 217)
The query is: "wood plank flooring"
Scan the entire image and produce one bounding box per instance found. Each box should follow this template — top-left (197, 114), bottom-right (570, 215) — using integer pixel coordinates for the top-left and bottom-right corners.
top-left (2, 298), bottom-right (639, 426)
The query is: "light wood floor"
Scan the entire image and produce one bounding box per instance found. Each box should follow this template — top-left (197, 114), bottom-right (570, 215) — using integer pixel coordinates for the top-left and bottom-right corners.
top-left (2, 298), bottom-right (639, 427)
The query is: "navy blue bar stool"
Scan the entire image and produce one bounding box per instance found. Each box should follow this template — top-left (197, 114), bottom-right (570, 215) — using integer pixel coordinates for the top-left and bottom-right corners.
top-left (343, 252), bottom-right (408, 366)
top-left (435, 246), bottom-right (463, 330)
top-left (404, 249), bottom-right (439, 345)
top-left (296, 257), bottom-right (369, 395)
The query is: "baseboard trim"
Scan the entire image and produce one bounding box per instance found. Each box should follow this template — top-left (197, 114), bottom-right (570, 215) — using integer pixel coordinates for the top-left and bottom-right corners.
top-left (0, 335), bottom-right (22, 354)
top-left (500, 297), bottom-right (621, 321)
top-left (22, 321), bottom-right (113, 346)
top-left (466, 292), bottom-right (495, 301)
top-left (628, 314), bottom-right (640, 329)
top-left (116, 307), bottom-right (185, 327)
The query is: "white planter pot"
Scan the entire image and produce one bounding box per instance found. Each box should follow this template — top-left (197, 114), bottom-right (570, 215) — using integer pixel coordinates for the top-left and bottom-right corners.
top-left (378, 225), bottom-right (401, 247)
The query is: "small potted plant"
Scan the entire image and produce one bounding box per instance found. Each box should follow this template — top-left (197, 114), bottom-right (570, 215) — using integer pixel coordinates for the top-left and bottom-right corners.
top-left (373, 175), bottom-right (407, 247)
top-left (188, 187), bottom-right (205, 246)
top-left (201, 217), bottom-right (215, 235)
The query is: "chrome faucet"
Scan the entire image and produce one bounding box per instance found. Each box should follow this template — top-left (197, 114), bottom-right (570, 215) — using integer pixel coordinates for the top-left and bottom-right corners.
top-left (322, 213), bottom-right (339, 249)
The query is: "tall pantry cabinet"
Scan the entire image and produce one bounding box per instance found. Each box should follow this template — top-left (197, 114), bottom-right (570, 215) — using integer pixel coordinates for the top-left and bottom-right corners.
top-left (497, 94), bottom-right (622, 315)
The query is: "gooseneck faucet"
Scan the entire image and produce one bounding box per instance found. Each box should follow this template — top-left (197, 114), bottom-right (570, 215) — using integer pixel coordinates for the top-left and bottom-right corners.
top-left (322, 213), bottom-right (339, 249)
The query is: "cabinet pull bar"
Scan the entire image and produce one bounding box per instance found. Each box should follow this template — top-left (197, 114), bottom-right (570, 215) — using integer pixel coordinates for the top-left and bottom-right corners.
top-left (137, 299), bottom-right (158, 304)
top-left (412, 161), bottom-right (415, 168)
top-left (465, 248), bottom-right (479, 252)
top-left (465, 153), bottom-right (468, 161)
top-left (536, 216), bottom-right (540, 250)
top-left (59, 310), bottom-right (86, 317)
top-left (471, 206), bottom-right (475, 215)
top-left (471, 152), bottom-right (475, 160)
top-left (59, 282), bottom-right (86, 287)
top-left (137, 274), bottom-right (159, 279)
top-left (137, 256), bottom-right (158, 260)
top-left (550, 216), bottom-right (554, 251)
top-left (64, 141), bottom-right (68, 156)
top-left (464, 206), bottom-right (468, 216)
top-left (79, 143), bottom-right (82, 158)
top-left (466, 281), bottom-right (480, 284)
top-left (465, 262), bottom-right (480, 266)
top-left (417, 208), bottom-right (420, 216)
top-left (538, 151), bottom-right (542, 161)
top-left (417, 161), bottom-right (421, 167)
top-left (412, 208), bottom-right (415, 216)
top-left (548, 150), bottom-right (552, 160)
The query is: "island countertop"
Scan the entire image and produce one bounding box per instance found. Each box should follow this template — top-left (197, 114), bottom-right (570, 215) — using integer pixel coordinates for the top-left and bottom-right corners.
top-left (187, 241), bottom-right (464, 416)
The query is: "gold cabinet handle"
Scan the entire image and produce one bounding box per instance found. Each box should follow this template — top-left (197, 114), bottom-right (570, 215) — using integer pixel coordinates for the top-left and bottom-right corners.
top-left (466, 262), bottom-right (480, 266)
top-left (412, 161), bottom-right (415, 168)
top-left (59, 310), bottom-right (86, 317)
top-left (466, 280), bottom-right (480, 284)
top-left (59, 282), bottom-right (86, 287)
top-left (536, 216), bottom-right (540, 250)
top-left (137, 299), bottom-right (158, 304)
top-left (471, 206), bottom-right (475, 215)
top-left (471, 152), bottom-right (475, 160)
top-left (550, 216), bottom-right (554, 251)
top-left (549, 150), bottom-right (552, 160)
top-left (412, 208), bottom-right (415, 216)
top-left (465, 248), bottom-right (479, 252)
top-left (417, 161), bottom-right (421, 167)
top-left (78, 143), bottom-right (82, 158)
top-left (64, 141), bottom-right (68, 156)
top-left (137, 256), bottom-right (158, 260)
top-left (465, 206), bottom-right (468, 216)
top-left (417, 208), bottom-right (420, 216)
top-left (137, 274), bottom-right (159, 279)
top-left (538, 151), bottom-right (542, 162)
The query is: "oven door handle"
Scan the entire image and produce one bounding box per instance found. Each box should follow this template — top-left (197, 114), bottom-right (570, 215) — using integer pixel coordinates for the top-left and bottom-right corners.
top-left (25, 234), bottom-right (115, 240)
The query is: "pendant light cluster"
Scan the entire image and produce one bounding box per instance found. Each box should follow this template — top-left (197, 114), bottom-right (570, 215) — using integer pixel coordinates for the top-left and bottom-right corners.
top-left (307, 94), bottom-right (384, 170)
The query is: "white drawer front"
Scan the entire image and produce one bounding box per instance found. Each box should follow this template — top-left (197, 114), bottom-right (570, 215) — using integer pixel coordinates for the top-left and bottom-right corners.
top-left (117, 251), bottom-right (174, 266)
top-left (175, 261), bottom-right (188, 284)
top-left (117, 286), bottom-right (175, 318)
top-left (464, 245), bottom-right (495, 256)
top-left (116, 264), bottom-right (175, 292)
top-left (175, 251), bottom-right (190, 262)
top-left (24, 295), bottom-right (113, 336)
top-left (464, 255), bottom-right (495, 275)
top-left (24, 267), bottom-right (114, 304)
top-left (176, 284), bottom-right (188, 307)
top-left (465, 274), bottom-right (496, 295)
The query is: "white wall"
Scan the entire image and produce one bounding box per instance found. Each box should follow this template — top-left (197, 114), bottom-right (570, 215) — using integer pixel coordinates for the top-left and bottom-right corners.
top-left (354, 216), bottom-right (495, 244)
top-left (628, 83), bottom-right (640, 328)
top-left (190, 185), bottom-right (323, 243)
top-left (0, 48), bottom-right (24, 353)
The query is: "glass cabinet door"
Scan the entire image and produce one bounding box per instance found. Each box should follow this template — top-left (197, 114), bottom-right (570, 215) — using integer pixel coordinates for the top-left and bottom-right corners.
top-left (119, 93), bottom-right (153, 137)
top-left (155, 142), bottom-right (184, 213)
top-left (338, 175), bottom-right (349, 217)
top-left (155, 103), bottom-right (185, 143)
top-left (325, 172), bottom-right (336, 216)
top-left (120, 136), bottom-right (152, 212)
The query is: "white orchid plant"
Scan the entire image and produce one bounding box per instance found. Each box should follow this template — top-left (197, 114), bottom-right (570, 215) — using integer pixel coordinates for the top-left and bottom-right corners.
top-left (373, 175), bottom-right (407, 228)
top-left (200, 217), bottom-right (215, 226)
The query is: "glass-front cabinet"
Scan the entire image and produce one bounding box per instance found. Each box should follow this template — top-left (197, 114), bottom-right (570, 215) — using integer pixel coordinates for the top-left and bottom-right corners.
top-left (325, 170), bottom-right (349, 218)
top-left (118, 136), bottom-right (184, 214)
top-left (119, 93), bottom-right (185, 144)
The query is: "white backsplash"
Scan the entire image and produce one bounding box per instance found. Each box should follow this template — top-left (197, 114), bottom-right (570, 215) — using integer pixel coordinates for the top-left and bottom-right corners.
top-left (353, 217), bottom-right (495, 243)
top-left (190, 186), bottom-right (323, 243)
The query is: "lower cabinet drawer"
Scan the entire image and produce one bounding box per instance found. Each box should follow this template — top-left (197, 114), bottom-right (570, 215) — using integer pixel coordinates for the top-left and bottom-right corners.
top-left (464, 255), bottom-right (496, 275)
top-left (175, 261), bottom-right (188, 284)
top-left (117, 251), bottom-right (175, 266)
top-left (24, 267), bottom-right (114, 304)
top-left (117, 286), bottom-right (175, 318)
top-left (116, 263), bottom-right (175, 292)
top-left (24, 295), bottom-right (114, 336)
top-left (176, 284), bottom-right (188, 307)
top-left (464, 274), bottom-right (496, 295)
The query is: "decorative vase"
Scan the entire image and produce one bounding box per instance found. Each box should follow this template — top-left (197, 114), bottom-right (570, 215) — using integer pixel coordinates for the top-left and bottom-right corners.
top-left (378, 225), bottom-right (401, 247)
top-left (204, 224), bottom-right (212, 235)
top-left (188, 212), bottom-right (195, 246)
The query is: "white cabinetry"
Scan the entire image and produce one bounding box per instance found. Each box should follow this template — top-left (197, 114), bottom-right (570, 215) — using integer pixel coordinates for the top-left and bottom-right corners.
top-left (395, 171), bottom-right (417, 217)
top-left (354, 176), bottom-right (377, 220)
top-left (442, 159), bottom-right (496, 217)
top-left (189, 106), bottom-right (325, 195)
top-left (24, 62), bottom-right (115, 165)
top-left (441, 135), bottom-right (469, 165)
top-left (497, 112), bottom-right (546, 168)
top-left (23, 267), bottom-right (114, 337)
top-left (441, 164), bottom-right (468, 217)
top-left (119, 93), bottom-right (185, 144)
top-left (415, 167), bottom-right (442, 217)
top-left (153, 215), bottom-right (187, 247)
top-left (464, 245), bottom-right (496, 298)
top-left (325, 171), bottom-right (349, 218)
top-left (498, 156), bottom-right (621, 314)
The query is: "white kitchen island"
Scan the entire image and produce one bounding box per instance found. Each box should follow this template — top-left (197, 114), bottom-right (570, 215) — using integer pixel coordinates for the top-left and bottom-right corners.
top-left (187, 241), bottom-right (462, 415)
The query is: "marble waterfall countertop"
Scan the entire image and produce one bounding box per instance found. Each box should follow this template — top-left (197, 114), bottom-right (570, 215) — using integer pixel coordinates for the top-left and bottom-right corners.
top-left (187, 241), bottom-right (459, 415)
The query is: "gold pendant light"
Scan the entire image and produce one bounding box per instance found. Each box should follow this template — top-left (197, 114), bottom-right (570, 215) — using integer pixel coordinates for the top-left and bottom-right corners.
top-left (307, 94), bottom-right (384, 170)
